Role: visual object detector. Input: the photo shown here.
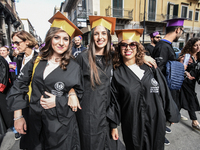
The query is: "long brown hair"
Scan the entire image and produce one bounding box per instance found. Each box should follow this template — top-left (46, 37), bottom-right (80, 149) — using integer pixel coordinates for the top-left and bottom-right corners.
top-left (113, 42), bottom-right (145, 69)
top-left (12, 30), bottom-right (37, 49)
top-left (88, 27), bottom-right (111, 87)
top-left (180, 37), bottom-right (200, 61)
top-left (40, 27), bottom-right (72, 70)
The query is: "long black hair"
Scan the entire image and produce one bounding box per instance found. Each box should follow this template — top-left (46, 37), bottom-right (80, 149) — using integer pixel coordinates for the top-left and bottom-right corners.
top-left (88, 27), bottom-right (112, 87)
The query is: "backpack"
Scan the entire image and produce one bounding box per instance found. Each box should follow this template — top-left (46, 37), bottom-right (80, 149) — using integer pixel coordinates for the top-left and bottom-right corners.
top-left (166, 61), bottom-right (185, 90)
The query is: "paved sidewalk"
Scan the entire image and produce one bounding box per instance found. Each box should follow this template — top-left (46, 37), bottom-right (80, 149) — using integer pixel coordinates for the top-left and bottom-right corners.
top-left (1, 84), bottom-right (200, 150)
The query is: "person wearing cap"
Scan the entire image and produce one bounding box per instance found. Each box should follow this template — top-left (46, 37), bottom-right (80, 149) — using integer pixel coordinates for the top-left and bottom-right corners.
top-left (152, 18), bottom-right (185, 74)
top-left (68, 15), bottom-right (156, 150)
top-left (73, 15), bottom-right (118, 150)
top-left (108, 29), bottom-right (180, 150)
top-left (145, 31), bottom-right (161, 56)
top-left (151, 18), bottom-right (185, 145)
top-left (7, 11), bottom-right (84, 149)
top-left (72, 35), bottom-right (86, 57)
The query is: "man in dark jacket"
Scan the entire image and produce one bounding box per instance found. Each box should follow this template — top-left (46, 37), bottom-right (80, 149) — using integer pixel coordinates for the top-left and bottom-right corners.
top-left (152, 18), bottom-right (185, 146)
top-left (72, 35), bottom-right (86, 58)
top-left (145, 31), bottom-right (161, 56)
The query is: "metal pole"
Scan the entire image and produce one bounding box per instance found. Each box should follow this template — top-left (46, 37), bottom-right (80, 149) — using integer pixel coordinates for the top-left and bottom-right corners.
top-left (143, 0), bottom-right (146, 44)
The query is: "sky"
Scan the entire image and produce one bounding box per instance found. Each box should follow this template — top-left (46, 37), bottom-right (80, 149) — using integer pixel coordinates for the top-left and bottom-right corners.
top-left (16, 0), bottom-right (64, 41)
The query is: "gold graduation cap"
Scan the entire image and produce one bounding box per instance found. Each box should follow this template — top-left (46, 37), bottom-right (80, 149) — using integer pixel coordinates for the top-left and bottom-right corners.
top-left (115, 29), bottom-right (144, 43)
top-left (48, 11), bottom-right (82, 38)
top-left (89, 16), bottom-right (116, 35)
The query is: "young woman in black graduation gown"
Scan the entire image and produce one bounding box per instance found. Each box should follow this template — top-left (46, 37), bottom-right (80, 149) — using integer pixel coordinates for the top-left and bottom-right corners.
top-left (75, 17), bottom-right (117, 150)
top-left (7, 12), bottom-right (83, 150)
top-left (108, 29), bottom-right (180, 150)
top-left (71, 17), bottom-right (156, 150)
top-left (178, 38), bottom-right (200, 130)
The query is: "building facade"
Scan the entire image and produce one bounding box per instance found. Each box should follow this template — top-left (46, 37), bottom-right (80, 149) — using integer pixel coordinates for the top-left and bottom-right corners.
top-left (140, 0), bottom-right (200, 48)
top-left (60, 0), bottom-right (200, 48)
top-left (0, 0), bottom-right (22, 47)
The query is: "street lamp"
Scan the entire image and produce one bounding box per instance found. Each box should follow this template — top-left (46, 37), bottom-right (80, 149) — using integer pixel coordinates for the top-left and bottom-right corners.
top-left (143, 0), bottom-right (146, 44)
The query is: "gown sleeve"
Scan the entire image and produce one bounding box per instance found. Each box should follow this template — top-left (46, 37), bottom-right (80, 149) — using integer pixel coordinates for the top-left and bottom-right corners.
top-left (153, 45), bottom-right (169, 74)
top-left (6, 59), bottom-right (34, 111)
top-left (56, 65), bottom-right (84, 125)
top-left (107, 74), bottom-right (121, 128)
top-left (154, 67), bottom-right (181, 123)
top-left (0, 57), bottom-right (9, 93)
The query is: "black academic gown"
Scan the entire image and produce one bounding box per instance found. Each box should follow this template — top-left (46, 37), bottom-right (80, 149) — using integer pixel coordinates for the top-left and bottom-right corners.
top-left (145, 44), bottom-right (154, 56)
top-left (11, 51), bottom-right (38, 82)
top-left (180, 58), bottom-right (200, 111)
top-left (152, 40), bottom-right (179, 108)
top-left (75, 50), bottom-right (117, 150)
top-left (107, 64), bottom-right (180, 150)
top-left (7, 58), bottom-right (83, 150)
top-left (152, 40), bottom-right (176, 75)
top-left (11, 51), bottom-right (38, 149)
top-left (0, 56), bottom-right (11, 138)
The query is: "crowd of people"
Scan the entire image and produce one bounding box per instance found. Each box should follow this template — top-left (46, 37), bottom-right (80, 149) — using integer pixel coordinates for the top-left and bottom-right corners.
top-left (0, 11), bottom-right (199, 150)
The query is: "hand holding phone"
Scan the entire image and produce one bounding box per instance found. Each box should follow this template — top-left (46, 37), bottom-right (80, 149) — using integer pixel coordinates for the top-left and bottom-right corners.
top-left (183, 54), bottom-right (190, 66)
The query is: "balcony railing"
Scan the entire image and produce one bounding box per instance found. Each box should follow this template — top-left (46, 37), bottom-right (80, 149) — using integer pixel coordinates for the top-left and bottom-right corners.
top-left (105, 6), bottom-right (133, 19)
top-left (140, 12), bottom-right (179, 22)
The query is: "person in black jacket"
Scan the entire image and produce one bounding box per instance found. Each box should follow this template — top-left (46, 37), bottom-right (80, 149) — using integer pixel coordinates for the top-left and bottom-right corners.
top-left (145, 31), bottom-right (161, 56)
top-left (178, 38), bottom-right (200, 130)
top-left (7, 11), bottom-right (83, 150)
top-left (108, 28), bottom-right (180, 150)
top-left (72, 35), bottom-right (86, 57)
top-left (152, 18), bottom-right (185, 145)
top-left (0, 55), bottom-right (13, 140)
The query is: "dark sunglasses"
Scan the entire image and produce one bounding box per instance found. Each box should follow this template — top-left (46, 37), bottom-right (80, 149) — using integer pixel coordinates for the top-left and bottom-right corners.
top-left (154, 36), bottom-right (161, 39)
top-left (120, 42), bottom-right (137, 49)
top-left (12, 41), bottom-right (23, 46)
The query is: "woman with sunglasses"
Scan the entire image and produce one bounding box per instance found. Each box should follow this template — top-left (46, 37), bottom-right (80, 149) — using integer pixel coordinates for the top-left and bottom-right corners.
top-left (108, 29), bottom-right (180, 150)
top-left (7, 12), bottom-right (83, 149)
top-left (12, 30), bottom-right (38, 79)
top-left (145, 31), bottom-right (161, 56)
top-left (9, 30), bottom-right (39, 147)
top-left (69, 16), bottom-right (157, 150)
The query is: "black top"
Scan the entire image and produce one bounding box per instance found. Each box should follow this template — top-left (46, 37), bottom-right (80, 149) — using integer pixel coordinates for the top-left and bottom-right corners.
top-left (7, 58), bottom-right (84, 149)
top-left (72, 45), bottom-right (86, 58)
top-left (75, 50), bottom-right (117, 150)
top-left (145, 44), bottom-right (154, 56)
top-left (180, 57), bottom-right (200, 111)
top-left (152, 40), bottom-right (176, 75)
top-left (0, 56), bottom-right (10, 93)
top-left (107, 64), bottom-right (180, 150)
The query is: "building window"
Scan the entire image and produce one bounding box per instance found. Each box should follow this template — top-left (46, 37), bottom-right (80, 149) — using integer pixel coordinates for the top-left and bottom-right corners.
top-left (188, 10), bottom-right (193, 20)
top-left (167, 3), bottom-right (179, 19)
top-left (195, 11), bottom-right (199, 21)
top-left (181, 5), bottom-right (188, 18)
top-left (82, 0), bottom-right (86, 10)
top-left (113, 0), bottom-right (123, 18)
top-left (148, 0), bottom-right (157, 21)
